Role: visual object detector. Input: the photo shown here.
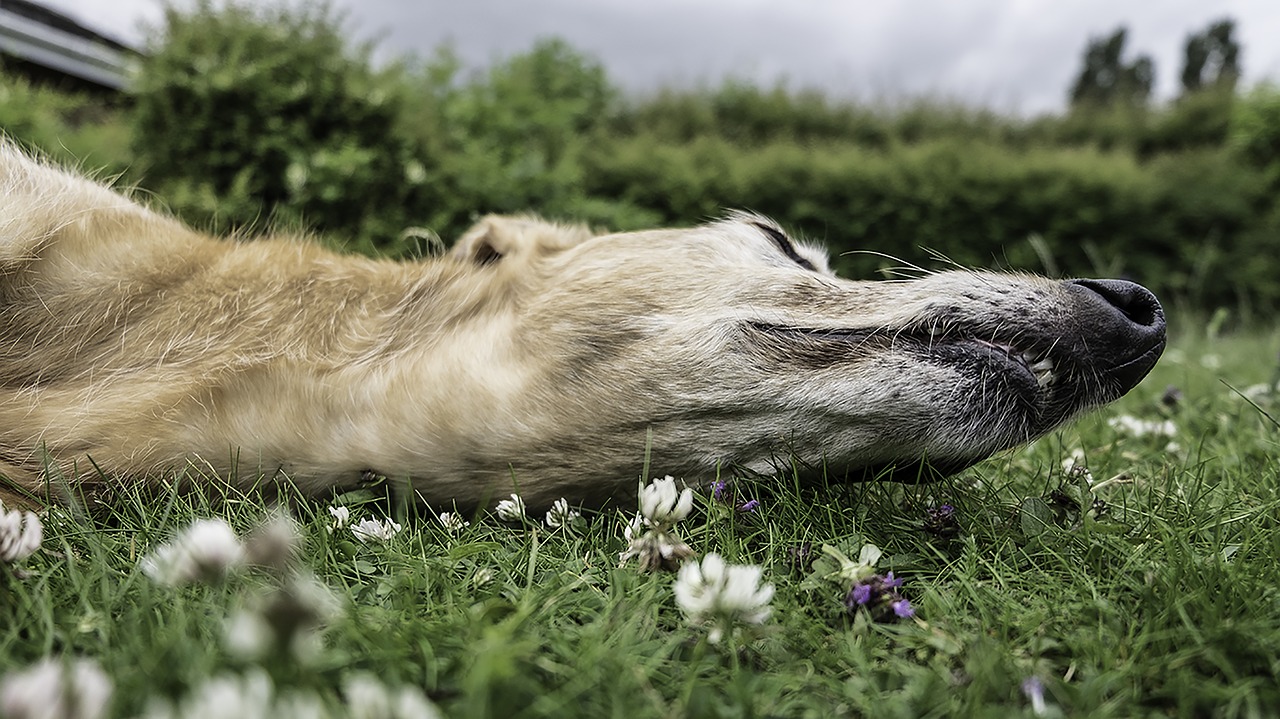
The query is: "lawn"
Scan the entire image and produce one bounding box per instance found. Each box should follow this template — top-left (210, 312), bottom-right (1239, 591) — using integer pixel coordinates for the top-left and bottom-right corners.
top-left (2, 321), bottom-right (1278, 718)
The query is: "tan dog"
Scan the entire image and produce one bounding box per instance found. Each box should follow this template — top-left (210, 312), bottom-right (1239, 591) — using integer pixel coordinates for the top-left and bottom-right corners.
top-left (0, 143), bottom-right (1165, 509)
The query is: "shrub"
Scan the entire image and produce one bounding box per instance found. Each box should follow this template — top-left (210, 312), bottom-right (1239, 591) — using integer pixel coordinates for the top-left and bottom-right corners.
top-left (130, 0), bottom-right (428, 251)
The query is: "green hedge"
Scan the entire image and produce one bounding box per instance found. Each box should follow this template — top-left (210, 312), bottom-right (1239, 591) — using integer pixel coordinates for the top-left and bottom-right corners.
top-left (2, 2), bottom-right (1279, 310)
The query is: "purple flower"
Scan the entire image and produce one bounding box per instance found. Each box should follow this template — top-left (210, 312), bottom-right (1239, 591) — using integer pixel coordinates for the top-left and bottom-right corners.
top-left (891, 599), bottom-right (914, 618)
top-left (737, 499), bottom-right (760, 512)
top-left (924, 503), bottom-right (960, 537)
top-left (844, 572), bottom-right (916, 622)
top-left (710, 479), bottom-right (730, 502)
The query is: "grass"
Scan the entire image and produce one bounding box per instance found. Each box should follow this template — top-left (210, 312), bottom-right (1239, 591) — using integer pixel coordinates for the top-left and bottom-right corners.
top-left (3, 322), bottom-right (1279, 718)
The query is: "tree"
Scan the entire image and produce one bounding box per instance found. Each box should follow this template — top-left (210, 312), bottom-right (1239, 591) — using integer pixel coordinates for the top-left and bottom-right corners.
top-left (1181, 19), bottom-right (1241, 94)
top-left (1069, 28), bottom-right (1155, 109)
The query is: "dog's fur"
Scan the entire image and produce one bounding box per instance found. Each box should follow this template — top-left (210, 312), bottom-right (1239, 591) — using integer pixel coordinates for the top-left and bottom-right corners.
top-left (0, 143), bottom-right (1166, 509)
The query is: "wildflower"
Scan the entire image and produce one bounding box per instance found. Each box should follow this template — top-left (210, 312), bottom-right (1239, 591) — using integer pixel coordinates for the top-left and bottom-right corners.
top-left (1160, 384), bottom-right (1184, 409)
top-left (621, 476), bottom-right (697, 571)
top-left (1061, 449), bottom-right (1094, 484)
top-left (786, 542), bottom-right (813, 573)
top-left (843, 570), bottom-right (913, 622)
top-left (737, 499), bottom-right (760, 513)
top-left (328, 506), bottom-right (351, 530)
top-left (438, 512), bottom-right (469, 534)
top-left (140, 518), bottom-right (244, 585)
top-left (141, 669), bottom-right (274, 719)
top-left (825, 543), bottom-right (915, 622)
top-left (923, 503), bottom-right (959, 537)
top-left (891, 598), bottom-right (915, 618)
top-left (244, 511), bottom-right (302, 571)
top-left (709, 478), bottom-right (730, 502)
top-left (495, 494), bottom-right (526, 522)
top-left (619, 512), bottom-right (693, 572)
top-left (544, 498), bottom-right (581, 529)
top-left (0, 499), bottom-right (42, 564)
top-left (638, 476), bottom-right (693, 529)
top-left (673, 553), bottom-right (773, 644)
top-left (1107, 414), bottom-right (1176, 438)
top-left (1021, 676), bottom-right (1048, 716)
top-left (0, 657), bottom-right (112, 719)
top-left (344, 673), bottom-right (443, 719)
top-left (351, 517), bottom-right (402, 544)
top-left (470, 567), bottom-right (494, 587)
top-left (224, 573), bottom-right (342, 662)
top-left (1241, 381), bottom-right (1278, 402)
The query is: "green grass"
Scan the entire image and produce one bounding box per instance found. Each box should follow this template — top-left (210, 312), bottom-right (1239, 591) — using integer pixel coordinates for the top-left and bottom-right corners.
top-left (3, 323), bottom-right (1279, 718)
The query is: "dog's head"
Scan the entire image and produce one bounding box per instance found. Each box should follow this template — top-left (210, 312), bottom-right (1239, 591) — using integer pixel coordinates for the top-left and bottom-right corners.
top-left (430, 213), bottom-right (1164, 504)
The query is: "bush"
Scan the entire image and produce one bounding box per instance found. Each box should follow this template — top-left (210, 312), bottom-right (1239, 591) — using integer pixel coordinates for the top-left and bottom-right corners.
top-left (1230, 83), bottom-right (1280, 183)
top-left (0, 71), bottom-right (132, 171)
top-left (130, 0), bottom-right (429, 251)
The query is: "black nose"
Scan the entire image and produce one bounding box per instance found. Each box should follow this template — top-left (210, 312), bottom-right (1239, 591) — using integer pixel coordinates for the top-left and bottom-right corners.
top-left (1064, 279), bottom-right (1166, 392)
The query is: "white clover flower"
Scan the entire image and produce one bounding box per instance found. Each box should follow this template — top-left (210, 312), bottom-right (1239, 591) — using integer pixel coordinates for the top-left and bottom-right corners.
top-left (471, 567), bottom-right (495, 587)
top-left (622, 513), bottom-right (644, 543)
top-left (1061, 449), bottom-right (1094, 484)
top-left (0, 500), bottom-right (42, 564)
top-left (438, 512), bottom-right (469, 534)
top-left (243, 511), bottom-right (302, 571)
top-left (544, 498), bottom-right (581, 529)
top-left (344, 673), bottom-right (442, 719)
top-left (224, 573), bottom-right (342, 663)
top-left (619, 510), bottom-right (694, 572)
top-left (224, 609), bottom-right (274, 660)
top-left (495, 494), bottom-right (526, 522)
top-left (328, 505), bottom-right (351, 530)
top-left (638, 476), bottom-right (693, 529)
top-left (351, 517), bottom-right (402, 544)
top-left (0, 657), bottom-right (113, 719)
top-left (1240, 381), bottom-right (1279, 402)
top-left (141, 669), bottom-right (274, 719)
top-left (673, 553), bottom-right (773, 644)
top-left (620, 478), bottom-right (698, 572)
top-left (140, 518), bottom-right (245, 585)
top-left (1107, 414), bottom-right (1177, 438)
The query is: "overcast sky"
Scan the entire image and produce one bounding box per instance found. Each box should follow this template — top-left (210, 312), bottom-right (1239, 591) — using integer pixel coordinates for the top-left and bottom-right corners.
top-left (39, 0), bottom-right (1280, 116)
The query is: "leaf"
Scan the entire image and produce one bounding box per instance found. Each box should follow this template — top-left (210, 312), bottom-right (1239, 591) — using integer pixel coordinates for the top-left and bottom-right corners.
top-left (448, 542), bottom-right (505, 561)
top-left (1020, 497), bottom-right (1055, 538)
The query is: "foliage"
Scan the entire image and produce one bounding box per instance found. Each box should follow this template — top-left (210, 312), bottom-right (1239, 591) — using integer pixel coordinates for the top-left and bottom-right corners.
top-left (129, 0), bottom-right (429, 251)
top-left (1181, 18), bottom-right (1241, 94)
top-left (1, 3), bottom-right (1278, 307)
top-left (1068, 27), bottom-right (1154, 109)
top-left (1231, 83), bottom-right (1280, 182)
top-left (0, 71), bottom-right (132, 170)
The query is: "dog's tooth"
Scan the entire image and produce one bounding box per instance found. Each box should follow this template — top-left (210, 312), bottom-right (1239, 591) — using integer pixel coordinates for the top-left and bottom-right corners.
top-left (1030, 357), bottom-right (1054, 373)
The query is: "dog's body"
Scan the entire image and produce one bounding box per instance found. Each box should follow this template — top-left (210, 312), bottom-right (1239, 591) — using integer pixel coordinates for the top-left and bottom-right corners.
top-left (0, 143), bottom-right (1165, 509)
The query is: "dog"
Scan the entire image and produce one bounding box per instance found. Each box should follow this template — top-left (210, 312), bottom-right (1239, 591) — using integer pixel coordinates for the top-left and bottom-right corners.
top-left (0, 142), bottom-right (1165, 510)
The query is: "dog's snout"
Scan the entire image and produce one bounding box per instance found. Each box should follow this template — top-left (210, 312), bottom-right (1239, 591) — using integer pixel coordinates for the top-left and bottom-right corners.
top-left (1068, 279), bottom-right (1164, 333)
top-left (1064, 278), bottom-right (1166, 391)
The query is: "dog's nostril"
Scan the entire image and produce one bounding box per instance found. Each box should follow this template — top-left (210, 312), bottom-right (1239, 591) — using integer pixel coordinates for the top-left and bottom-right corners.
top-left (1068, 279), bottom-right (1163, 329)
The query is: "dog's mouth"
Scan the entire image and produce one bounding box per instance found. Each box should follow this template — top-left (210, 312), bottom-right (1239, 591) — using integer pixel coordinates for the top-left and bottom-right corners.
top-left (746, 322), bottom-right (1063, 396)
top-left (969, 338), bottom-right (1057, 389)
top-left (745, 315), bottom-right (1164, 481)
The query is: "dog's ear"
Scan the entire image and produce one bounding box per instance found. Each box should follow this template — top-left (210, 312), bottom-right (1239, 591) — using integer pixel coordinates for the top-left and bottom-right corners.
top-left (450, 215), bottom-right (596, 266)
